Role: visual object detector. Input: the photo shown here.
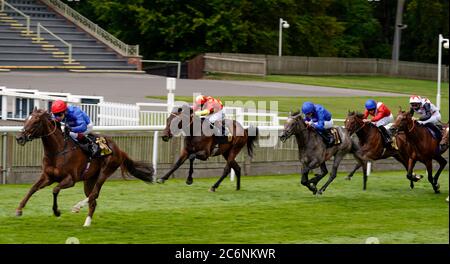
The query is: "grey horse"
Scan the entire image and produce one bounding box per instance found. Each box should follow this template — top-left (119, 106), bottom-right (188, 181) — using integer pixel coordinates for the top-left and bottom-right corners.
top-left (279, 111), bottom-right (366, 195)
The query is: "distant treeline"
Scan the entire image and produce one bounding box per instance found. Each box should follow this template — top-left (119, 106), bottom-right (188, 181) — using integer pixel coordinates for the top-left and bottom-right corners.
top-left (70, 0), bottom-right (449, 63)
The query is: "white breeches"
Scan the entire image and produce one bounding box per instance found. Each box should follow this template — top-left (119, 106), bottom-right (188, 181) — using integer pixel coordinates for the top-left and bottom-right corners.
top-left (69, 123), bottom-right (93, 141)
top-left (208, 110), bottom-right (224, 123)
top-left (373, 114), bottom-right (394, 127)
top-left (418, 112), bottom-right (441, 125)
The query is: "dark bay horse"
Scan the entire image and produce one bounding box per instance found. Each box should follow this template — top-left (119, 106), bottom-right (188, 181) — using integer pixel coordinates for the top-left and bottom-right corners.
top-left (391, 110), bottom-right (447, 193)
top-left (344, 111), bottom-right (422, 188)
top-left (279, 111), bottom-right (366, 195)
top-left (157, 106), bottom-right (258, 192)
top-left (15, 109), bottom-right (154, 227)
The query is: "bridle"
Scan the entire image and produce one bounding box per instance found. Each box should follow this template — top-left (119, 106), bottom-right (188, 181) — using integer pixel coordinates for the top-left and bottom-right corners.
top-left (21, 116), bottom-right (58, 141)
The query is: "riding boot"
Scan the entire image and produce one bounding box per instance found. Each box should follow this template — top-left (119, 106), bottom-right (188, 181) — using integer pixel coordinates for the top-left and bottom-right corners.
top-left (378, 126), bottom-right (392, 145)
top-left (320, 130), bottom-right (335, 147)
top-left (211, 121), bottom-right (228, 144)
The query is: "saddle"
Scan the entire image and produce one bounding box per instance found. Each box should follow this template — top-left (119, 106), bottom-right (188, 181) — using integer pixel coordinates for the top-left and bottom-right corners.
top-left (422, 123), bottom-right (442, 142)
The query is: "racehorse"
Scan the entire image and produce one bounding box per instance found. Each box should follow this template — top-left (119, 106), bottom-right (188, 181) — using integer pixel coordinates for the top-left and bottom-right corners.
top-left (279, 110), bottom-right (366, 195)
top-left (157, 105), bottom-right (258, 192)
top-left (344, 111), bottom-right (422, 188)
top-left (15, 108), bottom-right (154, 227)
top-left (391, 109), bottom-right (447, 193)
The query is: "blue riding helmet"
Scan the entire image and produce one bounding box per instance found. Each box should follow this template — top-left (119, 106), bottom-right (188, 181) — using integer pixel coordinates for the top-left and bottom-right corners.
top-left (301, 102), bottom-right (315, 114)
top-left (365, 99), bottom-right (377, 110)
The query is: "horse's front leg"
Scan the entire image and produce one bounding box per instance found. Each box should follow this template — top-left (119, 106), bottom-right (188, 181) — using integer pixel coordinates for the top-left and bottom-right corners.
top-left (300, 165), bottom-right (316, 194)
top-left (16, 174), bottom-right (52, 216)
top-left (157, 149), bottom-right (189, 183)
top-left (52, 176), bottom-right (75, 217)
top-left (406, 158), bottom-right (417, 189)
top-left (186, 154), bottom-right (195, 185)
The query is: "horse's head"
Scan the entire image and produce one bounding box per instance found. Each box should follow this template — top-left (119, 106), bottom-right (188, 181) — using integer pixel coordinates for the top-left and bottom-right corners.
top-left (391, 108), bottom-right (413, 134)
top-left (345, 110), bottom-right (365, 135)
top-left (280, 110), bottom-right (306, 143)
top-left (162, 105), bottom-right (192, 142)
top-left (16, 108), bottom-right (55, 146)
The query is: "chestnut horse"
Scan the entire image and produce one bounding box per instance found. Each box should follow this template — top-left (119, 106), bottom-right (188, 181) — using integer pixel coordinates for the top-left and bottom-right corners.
top-left (157, 106), bottom-right (258, 192)
top-left (391, 110), bottom-right (447, 193)
top-left (344, 111), bottom-right (422, 189)
top-left (15, 109), bottom-right (154, 227)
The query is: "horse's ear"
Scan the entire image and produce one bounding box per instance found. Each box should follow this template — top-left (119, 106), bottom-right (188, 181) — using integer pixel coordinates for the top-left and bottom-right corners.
top-left (33, 106), bottom-right (37, 113)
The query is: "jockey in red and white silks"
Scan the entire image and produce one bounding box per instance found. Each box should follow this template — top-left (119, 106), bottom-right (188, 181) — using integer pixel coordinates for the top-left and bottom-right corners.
top-left (409, 95), bottom-right (441, 125)
top-left (193, 95), bottom-right (224, 125)
top-left (362, 99), bottom-right (394, 127)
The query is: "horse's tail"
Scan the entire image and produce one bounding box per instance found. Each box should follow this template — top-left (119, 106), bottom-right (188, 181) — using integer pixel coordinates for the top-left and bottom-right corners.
top-left (245, 126), bottom-right (259, 158)
top-left (120, 152), bottom-right (154, 183)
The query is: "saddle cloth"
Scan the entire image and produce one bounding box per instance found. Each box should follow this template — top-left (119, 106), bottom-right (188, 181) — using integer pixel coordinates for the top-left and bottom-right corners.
top-left (422, 123), bottom-right (442, 142)
top-left (86, 134), bottom-right (113, 158)
top-left (328, 127), bottom-right (342, 145)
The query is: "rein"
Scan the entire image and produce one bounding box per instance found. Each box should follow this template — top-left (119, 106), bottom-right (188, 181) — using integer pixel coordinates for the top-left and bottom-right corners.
top-left (354, 117), bottom-right (368, 134)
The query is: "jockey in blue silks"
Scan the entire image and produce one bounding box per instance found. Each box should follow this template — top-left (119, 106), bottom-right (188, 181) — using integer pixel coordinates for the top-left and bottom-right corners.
top-left (301, 101), bottom-right (334, 146)
top-left (51, 100), bottom-right (95, 155)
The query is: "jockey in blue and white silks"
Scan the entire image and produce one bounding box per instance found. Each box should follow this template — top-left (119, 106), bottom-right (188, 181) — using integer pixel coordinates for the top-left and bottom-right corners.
top-left (301, 102), bottom-right (334, 146)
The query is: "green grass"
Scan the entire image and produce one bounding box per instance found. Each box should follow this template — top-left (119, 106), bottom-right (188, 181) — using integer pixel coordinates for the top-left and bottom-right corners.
top-left (205, 74), bottom-right (449, 100)
top-left (149, 95), bottom-right (449, 121)
top-left (148, 75), bottom-right (449, 121)
top-left (0, 171), bottom-right (448, 244)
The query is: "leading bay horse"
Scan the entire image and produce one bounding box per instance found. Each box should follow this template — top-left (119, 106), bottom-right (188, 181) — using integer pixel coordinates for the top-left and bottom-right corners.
top-left (157, 106), bottom-right (258, 192)
top-left (279, 110), bottom-right (366, 195)
top-left (344, 111), bottom-right (422, 189)
top-left (15, 109), bottom-right (154, 227)
top-left (391, 110), bottom-right (447, 193)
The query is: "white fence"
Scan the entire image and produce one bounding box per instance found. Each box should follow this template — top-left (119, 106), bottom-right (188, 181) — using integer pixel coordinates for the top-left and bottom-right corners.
top-left (98, 102), bottom-right (140, 126)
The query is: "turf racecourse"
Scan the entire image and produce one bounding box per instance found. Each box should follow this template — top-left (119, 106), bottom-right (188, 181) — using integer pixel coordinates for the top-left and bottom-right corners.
top-left (0, 171), bottom-right (447, 244)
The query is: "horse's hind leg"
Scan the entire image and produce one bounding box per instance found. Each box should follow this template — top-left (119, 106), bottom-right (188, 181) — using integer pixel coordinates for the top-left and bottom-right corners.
top-left (84, 166), bottom-right (117, 227)
top-left (16, 174), bottom-right (52, 216)
top-left (52, 176), bottom-right (75, 217)
top-left (346, 163), bottom-right (361, 181)
top-left (72, 176), bottom-right (97, 213)
top-left (210, 151), bottom-right (239, 192)
top-left (157, 149), bottom-right (189, 184)
top-left (317, 154), bottom-right (345, 195)
top-left (432, 155), bottom-right (448, 193)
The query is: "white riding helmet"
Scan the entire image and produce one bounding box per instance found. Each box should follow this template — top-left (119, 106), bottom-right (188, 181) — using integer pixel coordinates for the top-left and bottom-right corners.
top-left (409, 95), bottom-right (422, 104)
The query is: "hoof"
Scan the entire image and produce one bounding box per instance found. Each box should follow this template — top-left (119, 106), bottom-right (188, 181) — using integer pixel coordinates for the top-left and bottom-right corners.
top-left (209, 187), bottom-right (216, 192)
top-left (345, 176), bottom-right (352, 181)
top-left (412, 174), bottom-right (423, 182)
top-left (15, 210), bottom-right (22, 217)
top-left (186, 179), bottom-right (193, 185)
top-left (316, 190), bottom-right (323, 196)
top-left (309, 183), bottom-right (317, 195)
top-left (434, 183), bottom-right (441, 193)
top-left (156, 178), bottom-right (165, 184)
top-left (72, 207), bottom-right (80, 214)
top-left (54, 210), bottom-right (61, 217)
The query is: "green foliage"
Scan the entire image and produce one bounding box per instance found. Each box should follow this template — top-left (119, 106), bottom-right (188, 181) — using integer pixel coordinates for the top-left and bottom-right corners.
top-left (69, 0), bottom-right (449, 63)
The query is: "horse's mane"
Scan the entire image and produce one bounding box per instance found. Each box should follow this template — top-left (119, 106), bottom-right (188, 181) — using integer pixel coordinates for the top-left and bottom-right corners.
top-left (348, 110), bottom-right (365, 119)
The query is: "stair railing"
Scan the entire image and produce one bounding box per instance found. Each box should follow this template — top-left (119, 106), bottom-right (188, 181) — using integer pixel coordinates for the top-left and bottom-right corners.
top-left (40, 0), bottom-right (139, 57)
top-left (0, 0), bottom-right (31, 35)
top-left (37, 22), bottom-right (72, 63)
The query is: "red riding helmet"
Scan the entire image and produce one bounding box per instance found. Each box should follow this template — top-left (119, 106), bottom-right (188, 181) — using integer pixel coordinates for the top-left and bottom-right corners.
top-left (51, 100), bottom-right (67, 114)
top-left (195, 95), bottom-right (207, 105)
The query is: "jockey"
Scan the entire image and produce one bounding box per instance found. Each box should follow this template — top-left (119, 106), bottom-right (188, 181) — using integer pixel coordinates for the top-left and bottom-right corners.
top-left (409, 95), bottom-right (441, 125)
top-left (301, 101), bottom-right (334, 146)
top-left (409, 95), bottom-right (443, 142)
top-left (193, 95), bottom-right (229, 149)
top-left (362, 99), bottom-right (394, 144)
top-left (51, 100), bottom-right (96, 155)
